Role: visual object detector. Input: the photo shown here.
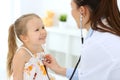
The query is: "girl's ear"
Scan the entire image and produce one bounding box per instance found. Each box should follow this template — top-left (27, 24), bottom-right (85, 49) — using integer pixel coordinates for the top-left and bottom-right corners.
top-left (19, 35), bottom-right (28, 42)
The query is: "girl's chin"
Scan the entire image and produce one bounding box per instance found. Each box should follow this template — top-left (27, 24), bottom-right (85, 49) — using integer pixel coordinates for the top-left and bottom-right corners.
top-left (40, 41), bottom-right (46, 44)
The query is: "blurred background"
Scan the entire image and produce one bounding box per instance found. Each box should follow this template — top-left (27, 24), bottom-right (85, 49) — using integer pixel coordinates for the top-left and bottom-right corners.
top-left (0, 0), bottom-right (120, 79)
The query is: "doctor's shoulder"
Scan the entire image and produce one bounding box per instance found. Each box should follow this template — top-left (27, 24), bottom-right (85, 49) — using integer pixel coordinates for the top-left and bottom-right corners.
top-left (90, 30), bottom-right (120, 43)
top-left (84, 30), bottom-right (120, 51)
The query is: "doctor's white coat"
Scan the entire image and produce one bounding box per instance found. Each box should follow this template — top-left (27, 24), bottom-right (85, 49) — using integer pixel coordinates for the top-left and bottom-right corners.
top-left (78, 30), bottom-right (120, 80)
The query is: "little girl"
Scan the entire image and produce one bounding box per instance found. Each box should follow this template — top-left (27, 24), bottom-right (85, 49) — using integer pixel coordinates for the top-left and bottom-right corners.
top-left (6, 13), bottom-right (54, 80)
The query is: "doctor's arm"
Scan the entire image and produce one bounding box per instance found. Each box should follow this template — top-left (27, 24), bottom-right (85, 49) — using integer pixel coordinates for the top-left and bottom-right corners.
top-left (66, 68), bottom-right (79, 80)
top-left (43, 54), bottom-right (79, 80)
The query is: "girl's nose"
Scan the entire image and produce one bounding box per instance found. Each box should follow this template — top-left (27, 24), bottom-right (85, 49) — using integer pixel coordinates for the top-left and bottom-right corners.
top-left (40, 29), bottom-right (47, 36)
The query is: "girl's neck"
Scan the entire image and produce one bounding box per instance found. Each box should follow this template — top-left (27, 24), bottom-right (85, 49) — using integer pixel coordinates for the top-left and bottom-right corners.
top-left (22, 44), bottom-right (43, 54)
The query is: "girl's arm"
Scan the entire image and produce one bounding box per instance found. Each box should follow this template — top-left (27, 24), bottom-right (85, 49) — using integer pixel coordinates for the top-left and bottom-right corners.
top-left (12, 50), bottom-right (27, 80)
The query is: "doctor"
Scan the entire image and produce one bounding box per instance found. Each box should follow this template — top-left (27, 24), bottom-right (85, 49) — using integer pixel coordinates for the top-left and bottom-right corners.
top-left (43, 0), bottom-right (120, 80)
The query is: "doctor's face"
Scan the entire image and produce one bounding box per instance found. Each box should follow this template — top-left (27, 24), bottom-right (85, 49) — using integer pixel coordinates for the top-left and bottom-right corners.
top-left (71, 0), bottom-right (80, 28)
top-left (71, 0), bottom-right (91, 30)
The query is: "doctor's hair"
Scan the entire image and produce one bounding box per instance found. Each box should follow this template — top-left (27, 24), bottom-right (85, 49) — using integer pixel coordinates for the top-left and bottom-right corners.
top-left (6, 13), bottom-right (41, 78)
top-left (74, 0), bottom-right (120, 36)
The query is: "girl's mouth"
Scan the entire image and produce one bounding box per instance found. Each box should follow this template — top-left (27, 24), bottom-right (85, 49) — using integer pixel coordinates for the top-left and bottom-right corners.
top-left (39, 37), bottom-right (46, 40)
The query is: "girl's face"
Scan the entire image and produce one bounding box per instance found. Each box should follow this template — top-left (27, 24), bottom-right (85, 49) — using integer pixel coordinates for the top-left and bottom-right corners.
top-left (25, 17), bottom-right (47, 46)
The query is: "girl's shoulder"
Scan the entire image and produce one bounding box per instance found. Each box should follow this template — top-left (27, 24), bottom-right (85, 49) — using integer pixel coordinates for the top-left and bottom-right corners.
top-left (13, 47), bottom-right (31, 64)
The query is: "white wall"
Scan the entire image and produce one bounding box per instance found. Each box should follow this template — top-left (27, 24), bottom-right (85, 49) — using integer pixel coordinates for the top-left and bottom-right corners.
top-left (118, 0), bottom-right (120, 11)
top-left (20, 0), bottom-right (77, 28)
top-left (19, 0), bottom-right (120, 28)
top-left (0, 0), bottom-right (12, 79)
top-left (20, 0), bottom-right (70, 16)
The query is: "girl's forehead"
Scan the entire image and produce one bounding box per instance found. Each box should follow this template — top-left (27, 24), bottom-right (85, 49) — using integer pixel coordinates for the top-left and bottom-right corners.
top-left (26, 17), bottom-right (43, 28)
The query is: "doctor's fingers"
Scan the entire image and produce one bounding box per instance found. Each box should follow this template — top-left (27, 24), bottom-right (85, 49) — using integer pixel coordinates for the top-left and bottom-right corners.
top-left (44, 54), bottom-right (56, 62)
top-left (43, 58), bottom-right (61, 73)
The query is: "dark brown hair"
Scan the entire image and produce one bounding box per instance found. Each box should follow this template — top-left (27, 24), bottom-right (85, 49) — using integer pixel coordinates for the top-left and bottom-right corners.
top-left (74, 0), bottom-right (120, 36)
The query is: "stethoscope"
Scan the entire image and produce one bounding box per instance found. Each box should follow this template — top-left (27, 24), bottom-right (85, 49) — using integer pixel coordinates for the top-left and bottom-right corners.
top-left (69, 15), bottom-right (84, 80)
top-left (69, 18), bottom-right (94, 80)
top-left (69, 35), bottom-right (84, 80)
top-left (39, 50), bottom-right (51, 80)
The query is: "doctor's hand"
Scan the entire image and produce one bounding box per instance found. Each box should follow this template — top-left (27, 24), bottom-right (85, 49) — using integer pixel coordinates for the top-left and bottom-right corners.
top-left (43, 54), bottom-right (66, 76)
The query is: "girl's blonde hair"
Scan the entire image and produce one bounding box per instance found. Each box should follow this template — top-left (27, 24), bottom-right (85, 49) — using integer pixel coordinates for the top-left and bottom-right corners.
top-left (6, 13), bottom-right (41, 78)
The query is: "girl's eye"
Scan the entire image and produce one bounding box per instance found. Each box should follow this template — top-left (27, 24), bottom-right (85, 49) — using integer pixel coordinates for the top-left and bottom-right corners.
top-left (35, 29), bottom-right (39, 31)
top-left (42, 26), bottom-right (45, 29)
